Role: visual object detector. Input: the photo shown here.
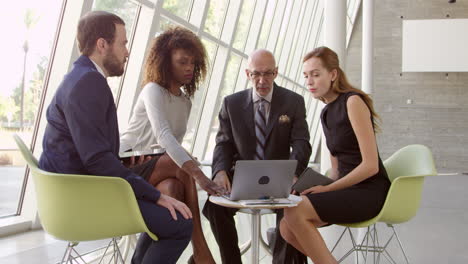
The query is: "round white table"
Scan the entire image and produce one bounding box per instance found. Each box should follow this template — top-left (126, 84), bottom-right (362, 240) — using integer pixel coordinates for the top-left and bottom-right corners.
top-left (209, 195), bottom-right (301, 264)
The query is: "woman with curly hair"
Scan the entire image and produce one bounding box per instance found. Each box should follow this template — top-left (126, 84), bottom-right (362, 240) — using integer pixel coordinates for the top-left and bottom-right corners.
top-left (120, 26), bottom-right (223, 264)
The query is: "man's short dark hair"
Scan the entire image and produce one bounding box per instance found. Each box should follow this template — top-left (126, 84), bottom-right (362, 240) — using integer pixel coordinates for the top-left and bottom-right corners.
top-left (77, 11), bottom-right (125, 56)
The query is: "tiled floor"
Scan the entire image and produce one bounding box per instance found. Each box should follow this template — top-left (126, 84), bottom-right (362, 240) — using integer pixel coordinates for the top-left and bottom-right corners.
top-left (1, 174), bottom-right (468, 263)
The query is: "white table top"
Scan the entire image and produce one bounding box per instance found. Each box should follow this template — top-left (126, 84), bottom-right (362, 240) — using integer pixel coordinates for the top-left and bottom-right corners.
top-left (209, 194), bottom-right (302, 209)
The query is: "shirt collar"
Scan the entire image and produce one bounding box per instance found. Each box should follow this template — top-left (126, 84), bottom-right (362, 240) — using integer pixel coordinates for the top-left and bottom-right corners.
top-left (89, 58), bottom-right (106, 78)
top-left (252, 86), bottom-right (274, 103)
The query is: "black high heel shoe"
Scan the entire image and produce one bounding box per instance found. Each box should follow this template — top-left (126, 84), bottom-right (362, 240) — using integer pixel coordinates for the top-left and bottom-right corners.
top-left (187, 255), bottom-right (195, 264)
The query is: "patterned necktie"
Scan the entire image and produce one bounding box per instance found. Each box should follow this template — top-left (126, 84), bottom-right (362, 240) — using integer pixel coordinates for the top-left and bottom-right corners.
top-left (255, 99), bottom-right (267, 160)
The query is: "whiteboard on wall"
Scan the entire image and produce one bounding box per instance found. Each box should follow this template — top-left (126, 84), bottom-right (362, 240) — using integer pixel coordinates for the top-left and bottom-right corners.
top-left (402, 19), bottom-right (468, 72)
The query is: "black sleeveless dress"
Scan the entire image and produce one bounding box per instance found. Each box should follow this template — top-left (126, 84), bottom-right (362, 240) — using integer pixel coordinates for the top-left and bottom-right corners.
top-left (306, 92), bottom-right (390, 223)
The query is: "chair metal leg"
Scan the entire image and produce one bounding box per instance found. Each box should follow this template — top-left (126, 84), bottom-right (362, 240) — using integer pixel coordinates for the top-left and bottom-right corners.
top-left (372, 226), bottom-right (395, 264)
top-left (331, 227), bottom-right (348, 254)
top-left (59, 242), bottom-right (88, 264)
top-left (334, 225), bottom-right (395, 264)
top-left (240, 239), bottom-right (252, 254)
top-left (356, 227), bottom-right (368, 263)
top-left (57, 238), bottom-right (127, 264)
top-left (333, 224), bottom-right (411, 264)
top-left (390, 225), bottom-right (410, 264)
top-left (96, 240), bottom-right (113, 264)
top-left (336, 228), bottom-right (357, 263)
top-left (96, 238), bottom-right (125, 264)
top-left (113, 238), bottom-right (125, 264)
top-left (363, 226), bottom-right (370, 264)
top-left (372, 225), bottom-right (378, 263)
top-left (335, 227), bottom-right (365, 263)
top-left (358, 226), bottom-right (379, 264)
top-left (377, 228), bottom-right (399, 264)
top-left (353, 227), bottom-right (371, 264)
top-left (118, 234), bottom-right (137, 262)
top-left (113, 238), bottom-right (117, 264)
top-left (56, 237), bottom-right (127, 264)
top-left (349, 227), bottom-right (360, 263)
top-left (60, 244), bottom-right (72, 264)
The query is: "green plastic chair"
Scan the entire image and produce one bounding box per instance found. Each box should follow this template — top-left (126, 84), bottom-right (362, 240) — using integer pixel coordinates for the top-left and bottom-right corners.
top-left (330, 144), bottom-right (437, 264)
top-left (13, 134), bottom-right (157, 264)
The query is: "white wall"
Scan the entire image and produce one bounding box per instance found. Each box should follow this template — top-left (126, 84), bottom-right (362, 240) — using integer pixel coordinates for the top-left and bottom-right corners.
top-left (402, 19), bottom-right (468, 72)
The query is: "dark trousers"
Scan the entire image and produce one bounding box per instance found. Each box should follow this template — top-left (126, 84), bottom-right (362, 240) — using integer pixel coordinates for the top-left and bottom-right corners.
top-left (131, 199), bottom-right (193, 264)
top-left (202, 200), bottom-right (307, 264)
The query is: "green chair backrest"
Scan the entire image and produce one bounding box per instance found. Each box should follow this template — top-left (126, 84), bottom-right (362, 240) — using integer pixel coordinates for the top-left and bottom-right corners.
top-left (378, 144), bottom-right (437, 224)
top-left (383, 144), bottom-right (437, 183)
top-left (341, 144), bottom-right (437, 228)
top-left (14, 134), bottom-right (39, 168)
top-left (13, 134), bottom-right (157, 242)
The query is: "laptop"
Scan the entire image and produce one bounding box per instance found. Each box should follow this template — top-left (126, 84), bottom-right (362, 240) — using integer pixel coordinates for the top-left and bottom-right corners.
top-left (224, 160), bottom-right (297, 201)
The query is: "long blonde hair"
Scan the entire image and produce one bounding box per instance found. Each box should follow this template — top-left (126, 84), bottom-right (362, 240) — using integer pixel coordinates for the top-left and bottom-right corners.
top-left (303, 46), bottom-right (381, 132)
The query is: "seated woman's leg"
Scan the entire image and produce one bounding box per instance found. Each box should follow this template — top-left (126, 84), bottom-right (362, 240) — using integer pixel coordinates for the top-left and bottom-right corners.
top-left (148, 154), bottom-right (215, 264)
top-left (147, 154), bottom-right (179, 186)
top-left (156, 178), bottom-right (184, 201)
top-left (279, 219), bottom-right (306, 255)
top-left (281, 197), bottom-right (337, 264)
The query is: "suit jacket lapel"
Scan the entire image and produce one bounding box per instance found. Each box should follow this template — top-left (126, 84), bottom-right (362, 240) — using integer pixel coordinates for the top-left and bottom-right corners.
top-left (265, 84), bottom-right (282, 139)
top-left (242, 89), bottom-right (256, 156)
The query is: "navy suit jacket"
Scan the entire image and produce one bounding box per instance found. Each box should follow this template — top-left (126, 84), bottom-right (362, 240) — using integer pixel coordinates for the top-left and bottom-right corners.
top-left (212, 84), bottom-right (312, 180)
top-left (39, 55), bottom-right (160, 202)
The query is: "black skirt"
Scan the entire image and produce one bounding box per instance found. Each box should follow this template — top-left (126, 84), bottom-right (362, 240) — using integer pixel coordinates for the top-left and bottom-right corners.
top-left (130, 155), bottom-right (161, 181)
top-left (306, 176), bottom-right (389, 223)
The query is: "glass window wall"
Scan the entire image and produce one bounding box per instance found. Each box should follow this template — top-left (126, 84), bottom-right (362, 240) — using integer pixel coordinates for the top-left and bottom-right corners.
top-left (0, 0), bottom-right (63, 217)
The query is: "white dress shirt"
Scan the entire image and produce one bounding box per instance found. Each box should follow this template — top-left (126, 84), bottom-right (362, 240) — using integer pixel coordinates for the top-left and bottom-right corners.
top-left (252, 86), bottom-right (274, 123)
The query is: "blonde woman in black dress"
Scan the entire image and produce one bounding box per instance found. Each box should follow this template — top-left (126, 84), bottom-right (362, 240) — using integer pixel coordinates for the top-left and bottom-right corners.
top-left (280, 46), bottom-right (390, 264)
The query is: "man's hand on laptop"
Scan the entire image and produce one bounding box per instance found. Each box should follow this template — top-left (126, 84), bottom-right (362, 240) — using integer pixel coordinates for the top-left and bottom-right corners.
top-left (213, 170), bottom-right (231, 194)
top-left (157, 194), bottom-right (192, 221)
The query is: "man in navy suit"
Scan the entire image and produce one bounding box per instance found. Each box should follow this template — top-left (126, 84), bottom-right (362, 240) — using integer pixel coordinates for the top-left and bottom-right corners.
top-left (202, 49), bottom-right (311, 264)
top-left (39, 11), bottom-right (193, 264)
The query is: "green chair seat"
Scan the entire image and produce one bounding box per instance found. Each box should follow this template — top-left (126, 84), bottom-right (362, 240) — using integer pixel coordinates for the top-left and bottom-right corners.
top-left (331, 144), bottom-right (437, 263)
top-left (14, 134), bottom-right (157, 263)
